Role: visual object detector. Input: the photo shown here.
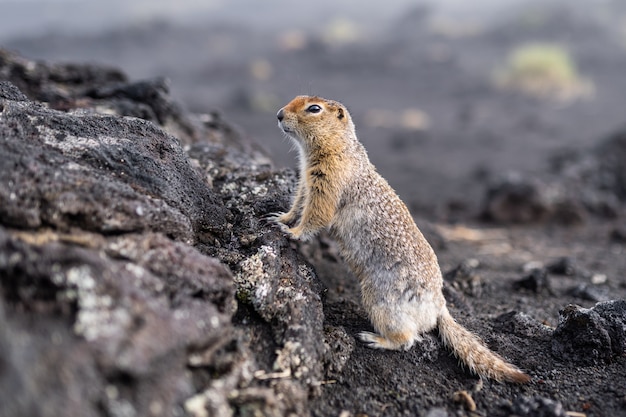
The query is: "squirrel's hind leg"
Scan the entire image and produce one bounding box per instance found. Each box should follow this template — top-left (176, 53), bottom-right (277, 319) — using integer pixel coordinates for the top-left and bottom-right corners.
top-left (359, 330), bottom-right (417, 351)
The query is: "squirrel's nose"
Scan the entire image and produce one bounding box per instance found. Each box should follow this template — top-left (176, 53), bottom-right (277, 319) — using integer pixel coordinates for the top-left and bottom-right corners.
top-left (277, 108), bottom-right (284, 121)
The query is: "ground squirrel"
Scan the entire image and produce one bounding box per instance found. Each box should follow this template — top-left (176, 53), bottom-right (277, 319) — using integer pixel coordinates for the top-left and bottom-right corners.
top-left (271, 95), bottom-right (530, 383)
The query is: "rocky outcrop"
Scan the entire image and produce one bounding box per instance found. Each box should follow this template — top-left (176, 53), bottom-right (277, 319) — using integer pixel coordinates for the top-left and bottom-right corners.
top-left (0, 49), bottom-right (330, 417)
top-left (552, 300), bottom-right (626, 365)
top-left (481, 173), bottom-right (586, 225)
top-left (0, 82), bottom-right (228, 240)
top-left (481, 128), bottom-right (626, 224)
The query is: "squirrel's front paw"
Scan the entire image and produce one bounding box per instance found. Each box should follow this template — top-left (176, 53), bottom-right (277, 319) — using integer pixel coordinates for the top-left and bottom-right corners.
top-left (264, 213), bottom-right (291, 233)
top-left (265, 215), bottom-right (314, 241)
top-left (264, 211), bottom-right (295, 225)
top-left (285, 225), bottom-right (314, 242)
top-left (263, 211), bottom-right (284, 223)
top-left (263, 213), bottom-right (303, 239)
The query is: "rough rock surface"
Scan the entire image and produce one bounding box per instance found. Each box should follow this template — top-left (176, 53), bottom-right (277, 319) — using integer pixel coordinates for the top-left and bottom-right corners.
top-left (508, 396), bottom-right (568, 417)
top-left (0, 50), bottom-right (328, 417)
top-left (0, 230), bottom-right (234, 417)
top-left (482, 129), bottom-right (626, 225)
top-left (0, 88), bottom-right (228, 241)
top-left (552, 300), bottom-right (626, 365)
top-left (1, 50), bottom-right (626, 417)
top-left (481, 173), bottom-right (587, 225)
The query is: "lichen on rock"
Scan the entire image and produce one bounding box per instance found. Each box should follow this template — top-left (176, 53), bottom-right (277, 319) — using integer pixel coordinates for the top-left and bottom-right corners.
top-left (0, 49), bottom-right (332, 417)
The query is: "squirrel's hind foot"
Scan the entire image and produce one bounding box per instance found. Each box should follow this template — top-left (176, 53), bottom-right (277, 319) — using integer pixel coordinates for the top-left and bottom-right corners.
top-left (359, 331), bottom-right (416, 351)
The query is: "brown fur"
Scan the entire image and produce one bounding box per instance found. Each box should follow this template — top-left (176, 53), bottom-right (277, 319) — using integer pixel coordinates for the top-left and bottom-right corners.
top-left (273, 95), bottom-right (530, 383)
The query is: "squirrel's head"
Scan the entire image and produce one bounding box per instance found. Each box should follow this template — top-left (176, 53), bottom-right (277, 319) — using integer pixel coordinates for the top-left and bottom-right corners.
top-left (277, 96), bottom-right (355, 149)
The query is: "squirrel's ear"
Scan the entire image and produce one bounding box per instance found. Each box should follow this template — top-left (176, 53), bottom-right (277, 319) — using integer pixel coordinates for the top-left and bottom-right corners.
top-left (337, 108), bottom-right (345, 120)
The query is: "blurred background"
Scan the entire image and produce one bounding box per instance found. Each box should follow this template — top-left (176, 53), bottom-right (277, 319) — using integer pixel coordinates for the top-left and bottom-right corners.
top-left (2, 0), bottom-right (625, 217)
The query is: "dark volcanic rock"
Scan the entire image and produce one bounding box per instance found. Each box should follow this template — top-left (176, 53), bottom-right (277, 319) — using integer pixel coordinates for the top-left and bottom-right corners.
top-left (0, 228), bottom-right (235, 417)
top-left (551, 300), bottom-right (626, 365)
top-left (0, 51), bottom-right (329, 417)
top-left (188, 138), bottom-right (329, 405)
top-left (0, 49), bottom-right (126, 103)
top-left (546, 257), bottom-right (585, 277)
top-left (0, 81), bottom-right (229, 242)
top-left (568, 283), bottom-right (610, 302)
top-left (481, 172), bottom-right (585, 224)
top-left (483, 174), bottom-right (552, 223)
top-left (443, 259), bottom-right (484, 298)
top-left (84, 77), bottom-right (199, 140)
top-left (514, 268), bottom-right (553, 295)
top-left (593, 128), bottom-right (626, 201)
top-left (610, 226), bottom-right (626, 243)
top-left (509, 395), bottom-right (567, 417)
top-left (0, 80), bottom-right (29, 101)
top-left (494, 311), bottom-right (553, 340)
top-left (484, 125), bottom-right (626, 225)
top-left (0, 300), bottom-right (103, 417)
top-left (0, 48), bottom-right (225, 146)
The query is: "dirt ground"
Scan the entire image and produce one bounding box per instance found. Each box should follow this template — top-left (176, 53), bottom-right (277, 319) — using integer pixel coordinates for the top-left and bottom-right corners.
top-left (3, 1), bottom-right (626, 416)
top-left (303, 220), bottom-right (626, 416)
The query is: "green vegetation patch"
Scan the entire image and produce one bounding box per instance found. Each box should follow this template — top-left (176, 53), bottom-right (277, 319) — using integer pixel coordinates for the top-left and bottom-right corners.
top-left (494, 43), bottom-right (593, 101)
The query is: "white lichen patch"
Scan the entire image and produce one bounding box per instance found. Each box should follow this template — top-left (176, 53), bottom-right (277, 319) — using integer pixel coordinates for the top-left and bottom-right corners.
top-left (106, 397), bottom-right (137, 417)
top-left (184, 393), bottom-right (212, 417)
top-left (94, 105), bottom-right (122, 116)
top-left (220, 181), bottom-right (252, 207)
top-left (297, 264), bottom-right (315, 283)
top-left (58, 265), bottom-right (131, 342)
top-left (254, 281), bottom-right (271, 300)
top-left (251, 184), bottom-right (268, 197)
top-left (38, 124), bottom-right (97, 151)
top-left (63, 161), bottom-right (86, 171)
top-left (235, 245), bottom-right (277, 305)
top-left (124, 263), bottom-right (145, 279)
top-left (276, 285), bottom-right (305, 302)
top-left (66, 265), bottom-right (96, 290)
top-left (220, 181), bottom-right (240, 195)
top-left (185, 348), bottom-right (259, 417)
top-left (37, 120), bottom-right (131, 156)
top-left (274, 340), bottom-right (309, 379)
top-left (75, 307), bottom-right (131, 342)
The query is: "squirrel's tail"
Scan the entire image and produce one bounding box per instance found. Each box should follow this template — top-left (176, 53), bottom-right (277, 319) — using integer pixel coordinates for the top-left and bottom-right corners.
top-left (437, 307), bottom-right (530, 383)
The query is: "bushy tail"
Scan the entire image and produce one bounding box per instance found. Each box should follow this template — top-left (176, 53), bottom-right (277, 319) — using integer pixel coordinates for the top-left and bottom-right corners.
top-left (437, 308), bottom-right (530, 383)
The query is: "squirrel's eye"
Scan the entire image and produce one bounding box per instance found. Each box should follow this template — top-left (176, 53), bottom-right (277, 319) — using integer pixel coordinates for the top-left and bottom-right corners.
top-left (306, 104), bottom-right (322, 113)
